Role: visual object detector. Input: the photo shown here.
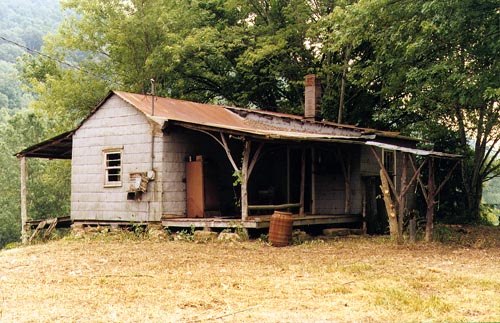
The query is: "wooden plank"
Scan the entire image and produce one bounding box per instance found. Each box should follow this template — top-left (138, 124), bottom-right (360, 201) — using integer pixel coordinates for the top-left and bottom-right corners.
top-left (248, 203), bottom-right (300, 210)
top-left (186, 160), bottom-right (204, 218)
top-left (29, 220), bottom-right (46, 243)
top-left (311, 148), bottom-right (316, 214)
top-left (43, 218), bottom-right (58, 239)
top-left (161, 214), bottom-right (362, 230)
top-left (20, 156), bottom-right (28, 244)
top-left (162, 218), bottom-right (265, 229)
top-left (299, 147), bottom-right (306, 216)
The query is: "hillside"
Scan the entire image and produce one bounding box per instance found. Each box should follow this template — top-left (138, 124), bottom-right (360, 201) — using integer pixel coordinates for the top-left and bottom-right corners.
top-left (0, 0), bottom-right (62, 110)
top-left (1, 227), bottom-right (499, 322)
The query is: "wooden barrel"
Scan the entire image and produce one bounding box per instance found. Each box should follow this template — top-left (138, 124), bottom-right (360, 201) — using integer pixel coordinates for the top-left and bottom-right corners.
top-left (269, 211), bottom-right (293, 247)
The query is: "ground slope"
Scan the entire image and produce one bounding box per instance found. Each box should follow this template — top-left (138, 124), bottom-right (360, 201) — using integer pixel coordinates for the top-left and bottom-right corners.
top-left (1, 228), bottom-right (499, 322)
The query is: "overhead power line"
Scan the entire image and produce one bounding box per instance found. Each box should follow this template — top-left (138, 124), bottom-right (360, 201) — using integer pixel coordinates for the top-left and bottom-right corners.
top-left (0, 35), bottom-right (88, 72)
top-left (0, 34), bottom-right (119, 85)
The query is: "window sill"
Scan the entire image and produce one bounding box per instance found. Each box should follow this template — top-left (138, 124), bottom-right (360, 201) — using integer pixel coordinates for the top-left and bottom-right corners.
top-left (104, 183), bottom-right (122, 188)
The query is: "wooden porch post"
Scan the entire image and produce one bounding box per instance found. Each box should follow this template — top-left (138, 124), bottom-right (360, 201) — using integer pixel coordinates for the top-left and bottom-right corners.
top-left (380, 168), bottom-right (399, 239)
top-left (370, 147), bottom-right (424, 243)
top-left (20, 156), bottom-right (28, 244)
top-left (241, 141), bottom-right (250, 220)
top-left (311, 147), bottom-right (316, 214)
top-left (240, 139), bottom-right (264, 221)
top-left (286, 146), bottom-right (291, 204)
top-left (299, 147), bottom-right (306, 216)
top-left (425, 158), bottom-right (436, 242)
top-left (335, 147), bottom-right (351, 214)
top-left (397, 153), bottom-right (408, 236)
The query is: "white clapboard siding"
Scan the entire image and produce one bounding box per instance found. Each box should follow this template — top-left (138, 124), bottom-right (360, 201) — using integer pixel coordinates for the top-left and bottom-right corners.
top-left (71, 95), bottom-right (164, 222)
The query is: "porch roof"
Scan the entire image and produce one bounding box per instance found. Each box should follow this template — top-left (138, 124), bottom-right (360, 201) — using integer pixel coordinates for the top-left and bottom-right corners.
top-left (365, 141), bottom-right (462, 159)
top-left (15, 130), bottom-right (73, 159)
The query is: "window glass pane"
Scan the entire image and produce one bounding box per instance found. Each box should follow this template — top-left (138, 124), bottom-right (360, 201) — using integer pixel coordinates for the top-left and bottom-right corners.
top-left (105, 151), bottom-right (122, 184)
top-left (106, 153), bottom-right (121, 167)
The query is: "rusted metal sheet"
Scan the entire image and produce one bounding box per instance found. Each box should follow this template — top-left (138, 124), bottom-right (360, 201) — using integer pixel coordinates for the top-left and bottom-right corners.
top-left (17, 90), bottom-right (453, 160)
top-left (114, 91), bottom-right (374, 142)
top-left (115, 91), bottom-right (250, 129)
top-left (15, 130), bottom-right (73, 159)
top-left (365, 141), bottom-right (461, 159)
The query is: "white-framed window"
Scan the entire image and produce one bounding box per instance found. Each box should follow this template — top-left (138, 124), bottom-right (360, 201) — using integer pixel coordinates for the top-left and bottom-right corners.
top-left (382, 149), bottom-right (396, 182)
top-left (104, 149), bottom-right (122, 187)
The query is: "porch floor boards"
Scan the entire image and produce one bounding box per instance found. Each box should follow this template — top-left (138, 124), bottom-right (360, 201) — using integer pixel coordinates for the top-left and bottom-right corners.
top-left (161, 214), bottom-right (362, 230)
top-left (26, 214), bottom-right (362, 232)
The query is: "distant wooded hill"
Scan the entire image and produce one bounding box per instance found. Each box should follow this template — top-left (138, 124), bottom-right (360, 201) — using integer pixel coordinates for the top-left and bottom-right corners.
top-left (0, 0), bottom-right (62, 110)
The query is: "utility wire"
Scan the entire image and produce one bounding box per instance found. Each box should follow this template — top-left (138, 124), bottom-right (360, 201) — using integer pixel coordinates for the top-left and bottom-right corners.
top-left (1, 35), bottom-right (87, 72)
top-left (0, 34), bottom-right (119, 85)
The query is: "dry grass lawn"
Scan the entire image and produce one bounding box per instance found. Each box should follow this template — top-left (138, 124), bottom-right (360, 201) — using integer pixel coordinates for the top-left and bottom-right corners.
top-left (1, 226), bottom-right (499, 322)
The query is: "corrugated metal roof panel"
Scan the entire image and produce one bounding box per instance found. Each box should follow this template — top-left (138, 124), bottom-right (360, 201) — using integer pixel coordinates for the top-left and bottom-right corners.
top-left (114, 91), bottom-right (250, 129)
top-left (18, 91), bottom-right (456, 159)
top-left (365, 141), bottom-right (461, 158)
top-left (114, 91), bottom-right (380, 141)
top-left (155, 116), bottom-right (375, 143)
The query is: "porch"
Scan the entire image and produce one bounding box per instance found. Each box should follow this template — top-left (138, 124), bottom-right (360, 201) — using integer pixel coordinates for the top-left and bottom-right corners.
top-left (161, 214), bottom-right (362, 230)
top-left (25, 214), bottom-right (362, 233)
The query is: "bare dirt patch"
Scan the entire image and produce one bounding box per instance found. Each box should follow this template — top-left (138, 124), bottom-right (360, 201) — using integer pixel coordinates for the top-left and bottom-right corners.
top-left (1, 227), bottom-right (499, 322)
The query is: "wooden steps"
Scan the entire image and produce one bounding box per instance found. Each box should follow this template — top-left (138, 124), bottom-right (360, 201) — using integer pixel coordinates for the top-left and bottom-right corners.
top-left (29, 218), bottom-right (59, 242)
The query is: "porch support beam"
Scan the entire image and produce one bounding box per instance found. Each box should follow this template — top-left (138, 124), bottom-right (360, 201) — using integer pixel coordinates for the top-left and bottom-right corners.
top-left (311, 147), bottom-right (316, 214)
top-left (336, 147), bottom-right (351, 214)
top-left (299, 147), bottom-right (306, 216)
top-left (20, 156), bottom-right (28, 244)
top-left (196, 128), bottom-right (267, 221)
top-left (370, 147), bottom-right (423, 243)
top-left (241, 141), bottom-right (250, 220)
top-left (241, 140), bottom-right (264, 221)
top-left (369, 147), bottom-right (399, 202)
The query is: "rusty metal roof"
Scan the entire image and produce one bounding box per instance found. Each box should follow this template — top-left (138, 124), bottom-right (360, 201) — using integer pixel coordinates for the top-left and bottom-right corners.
top-left (15, 130), bottom-right (73, 159)
top-left (18, 90), bottom-right (457, 159)
top-left (114, 91), bottom-right (250, 129)
top-left (365, 141), bottom-right (462, 158)
top-left (114, 91), bottom-right (374, 141)
top-left (225, 106), bottom-right (409, 140)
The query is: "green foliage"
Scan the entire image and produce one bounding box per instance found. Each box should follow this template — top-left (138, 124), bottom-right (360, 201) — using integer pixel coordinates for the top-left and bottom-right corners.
top-left (23, 0), bottom-right (321, 118)
top-left (232, 169), bottom-right (242, 187)
top-left (176, 226), bottom-right (196, 242)
top-left (320, 0), bottom-right (500, 221)
top-left (6, 0), bottom-right (498, 232)
top-left (483, 177), bottom-right (500, 205)
top-left (0, 109), bottom-right (70, 248)
top-left (479, 205), bottom-right (500, 226)
top-left (0, 0), bottom-right (62, 111)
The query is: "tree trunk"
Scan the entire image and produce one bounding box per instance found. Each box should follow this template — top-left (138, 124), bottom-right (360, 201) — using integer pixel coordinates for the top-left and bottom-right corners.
top-left (380, 169), bottom-right (400, 241)
top-left (409, 217), bottom-right (417, 243)
top-left (338, 45), bottom-right (352, 124)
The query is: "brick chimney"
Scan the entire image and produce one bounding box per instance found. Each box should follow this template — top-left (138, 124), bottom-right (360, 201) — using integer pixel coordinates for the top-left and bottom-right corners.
top-left (304, 74), bottom-right (321, 120)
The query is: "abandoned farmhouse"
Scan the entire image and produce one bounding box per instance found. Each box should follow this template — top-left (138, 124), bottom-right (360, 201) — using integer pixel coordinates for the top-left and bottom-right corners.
top-left (17, 75), bottom-right (456, 235)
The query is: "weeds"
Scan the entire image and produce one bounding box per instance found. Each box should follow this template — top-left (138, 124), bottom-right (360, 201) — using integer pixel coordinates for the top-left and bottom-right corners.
top-left (175, 225), bottom-right (196, 241)
top-left (433, 224), bottom-right (454, 243)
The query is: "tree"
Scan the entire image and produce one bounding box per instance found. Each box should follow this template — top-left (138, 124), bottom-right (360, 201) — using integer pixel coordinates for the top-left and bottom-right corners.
top-left (0, 109), bottom-right (70, 248)
top-left (25, 0), bottom-right (328, 121)
top-left (319, 0), bottom-right (500, 227)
